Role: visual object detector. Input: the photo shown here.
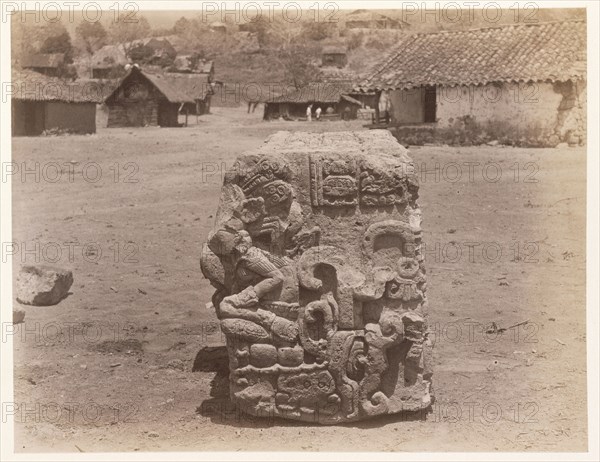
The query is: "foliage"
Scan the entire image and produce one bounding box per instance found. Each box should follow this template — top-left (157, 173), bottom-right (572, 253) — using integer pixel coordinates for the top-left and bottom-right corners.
top-left (278, 44), bottom-right (322, 89)
top-left (108, 14), bottom-right (151, 58)
top-left (75, 21), bottom-right (107, 55)
top-left (239, 17), bottom-right (273, 49)
top-left (40, 31), bottom-right (74, 63)
top-left (301, 21), bottom-right (337, 41)
top-left (345, 31), bottom-right (364, 50)
top-left (173, 17), bottom-right (191, 35)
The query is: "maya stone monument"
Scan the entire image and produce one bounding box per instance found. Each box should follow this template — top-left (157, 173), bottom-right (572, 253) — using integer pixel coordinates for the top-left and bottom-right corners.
top-left (201, 130), bottom-right (433, 423)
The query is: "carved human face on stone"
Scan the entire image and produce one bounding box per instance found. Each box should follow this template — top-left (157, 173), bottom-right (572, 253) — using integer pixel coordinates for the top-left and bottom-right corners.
top-left (257, 180), bottom-right (293, 212)
top-left (233, 230), bottom-right (253, 255)
top-left (207, 229), bottom-right (238, 256)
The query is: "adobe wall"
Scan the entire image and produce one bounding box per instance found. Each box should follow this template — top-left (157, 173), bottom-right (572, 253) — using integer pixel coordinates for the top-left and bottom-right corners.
top-left (107, 100), bottom-right (159, 127)
top-left (45, 102), bottom-right (96, 134)
top-left (389, 81), bottom-right (587, 146)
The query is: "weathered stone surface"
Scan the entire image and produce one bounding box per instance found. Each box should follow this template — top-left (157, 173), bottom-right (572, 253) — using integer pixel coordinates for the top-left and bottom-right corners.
top-left (201, 130), bottom-right (433, 423)
top-left (16, 265), bottom-right (74, 306)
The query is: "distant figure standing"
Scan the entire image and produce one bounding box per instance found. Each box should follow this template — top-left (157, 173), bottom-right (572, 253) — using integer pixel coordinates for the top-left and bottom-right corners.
top-left (306, 104), bottom-right (313, 122)
top-left (315, 107), bottom-right (322, 121)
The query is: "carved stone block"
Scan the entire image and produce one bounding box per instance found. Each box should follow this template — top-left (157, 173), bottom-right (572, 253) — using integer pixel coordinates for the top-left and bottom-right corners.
top-left (201, 130), bottom-right (432, 424)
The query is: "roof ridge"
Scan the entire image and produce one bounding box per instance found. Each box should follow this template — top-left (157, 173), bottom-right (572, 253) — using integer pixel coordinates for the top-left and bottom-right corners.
top-left (406, 18), bottom-right (585, 38)
top-left (362, 18), bottom-right (585, 86)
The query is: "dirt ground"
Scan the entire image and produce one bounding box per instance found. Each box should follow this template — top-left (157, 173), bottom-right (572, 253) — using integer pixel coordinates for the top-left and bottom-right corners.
top-left (10, 106), bottom-right (587, 452)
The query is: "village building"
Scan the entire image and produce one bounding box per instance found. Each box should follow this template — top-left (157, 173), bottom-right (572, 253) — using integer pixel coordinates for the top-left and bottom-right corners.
top-left (154, 35), bottom-right (188, 53)
top-left (11, 69), bottom-right (104, 136)
top-left (91, 38), bottom-right (181, 78)
top-left (104, 66), bottom-right (213, 127)
top-left (321, 46), bottom-right (348, 68)
top-left (237, 22), bottom-right (254, 32)
top-left (21, 53), bottom-right (65, 77)
top-left (355, 20), bottom-right (587, 145)
top-left (317, 52), bottom-right (375, 112)
top-left (263, 83), bottom-right (361, 121)
top-left (345, 10), bottom-right (409, 30)
top-left (128, 37), bottom-right (177, 66)
top-left (209, 21), bottom-right (227, 34)
top-left (90, 45), bottom-right (129, 79)
top-left (171, 55), bottom-right (215, 80)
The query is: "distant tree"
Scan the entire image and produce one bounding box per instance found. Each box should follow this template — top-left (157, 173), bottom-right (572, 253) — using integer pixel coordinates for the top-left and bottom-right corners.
top-left (150, 27), bottom-right (174, 37)
top-left (301, 21), bottom-right (336, 41)
top-left (278, 45), bottom-right (322, 89)
top-left (37, 25), bottom-right (78, 79)
top-left (345, 31), bottom-right (364, 50)
top-left (241, 17), bottom-right (273, 49)
top-left (109, 14), bottom-right (151, 59)
top-left (40, 31), bottom-right (74, 64)
top-left (11, 20), bottom-right (35, 61)
top-left (75, 20), bottom-right (107, 54)
top-left (173, 17), bottom-right (191, 35)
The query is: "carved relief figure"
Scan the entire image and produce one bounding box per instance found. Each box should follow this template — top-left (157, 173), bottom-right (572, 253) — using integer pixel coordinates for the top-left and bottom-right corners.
top-left (201, 131), bottom-right (433, 423)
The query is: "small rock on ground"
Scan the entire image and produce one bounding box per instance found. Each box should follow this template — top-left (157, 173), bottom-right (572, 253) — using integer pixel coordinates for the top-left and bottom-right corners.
top-left (15, 265), bottom-right (73, 306)
top-left (13, 309), bottom-right (25, 324)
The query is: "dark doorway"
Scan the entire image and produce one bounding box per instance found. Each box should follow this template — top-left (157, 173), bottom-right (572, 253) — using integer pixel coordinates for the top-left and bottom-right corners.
top-left (158, 101), bottom-right (179, 127)
top-left (423, 86), bottom-right (437, 123)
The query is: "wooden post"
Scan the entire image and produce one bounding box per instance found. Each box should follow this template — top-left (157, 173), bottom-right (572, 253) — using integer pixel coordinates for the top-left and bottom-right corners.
top-left (185, 108), bottom-right (188, 127)
top-left (374, 91), bottom-right (381, 124)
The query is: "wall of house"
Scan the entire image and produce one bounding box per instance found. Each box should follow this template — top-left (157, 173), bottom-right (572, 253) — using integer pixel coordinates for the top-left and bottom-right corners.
top-left (107, 100), bottom-right (159, 127)
top-left (11, 101), bottom-right (41, 135)
top-left (389, 88), bottom-right (425, 123)
top-left (351, 93), bottom-right (378, 110)
top-left (92, 68), bottom-right (113, 79)
top-left (322, 54), bottom-right (348, 68)
top-left (264, 102), bottom-right (356, 120)
top-left (13, 101), bottom-right (94, 135)
top-left (436, 82), bottom-right (556, 131)
top-left (27, 67), bottom-right (58, 77)
top-left (106, 71), bottom-right (161, 127)
top-left (389, 81), bottom-right (587, 145)
top-left (45, 102), bottom-right (96, 134)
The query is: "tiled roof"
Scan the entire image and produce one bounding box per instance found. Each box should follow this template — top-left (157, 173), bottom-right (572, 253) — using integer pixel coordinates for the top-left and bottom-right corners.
top-left (11, 69), bottom-right (107, 103)
top-left (357, 20), bottom-right (586, 91)
top-left (21, 53), bottom-right (65, 69)
top-left (321, 67), bottom-right (363, 86)
top-left (269, 83), bottom-right (360, 104)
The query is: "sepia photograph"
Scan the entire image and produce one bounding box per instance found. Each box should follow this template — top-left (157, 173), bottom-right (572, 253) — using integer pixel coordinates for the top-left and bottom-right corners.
top-left (0, 1), bottom-right (598, 459)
